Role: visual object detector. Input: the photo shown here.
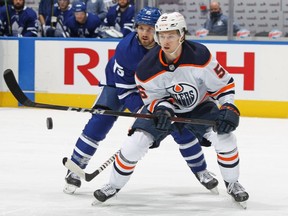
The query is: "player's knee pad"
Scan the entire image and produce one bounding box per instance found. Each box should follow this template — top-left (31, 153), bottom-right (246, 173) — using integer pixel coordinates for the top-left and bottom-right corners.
top-left (214, 133), bottom-right (237, 153)
top-left (121, 130), bottom-right (154, 161)
top-left (82, 114), bottom-right (117, 141)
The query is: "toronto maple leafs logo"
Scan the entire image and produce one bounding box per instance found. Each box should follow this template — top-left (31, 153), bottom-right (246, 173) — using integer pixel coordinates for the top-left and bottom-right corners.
top-left (168, 83), bottom-right (198, 107)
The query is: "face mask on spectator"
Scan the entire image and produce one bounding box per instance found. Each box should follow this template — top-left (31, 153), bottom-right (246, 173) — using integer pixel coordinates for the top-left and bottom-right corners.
top-left (210, 11), bottom-right (220, 19)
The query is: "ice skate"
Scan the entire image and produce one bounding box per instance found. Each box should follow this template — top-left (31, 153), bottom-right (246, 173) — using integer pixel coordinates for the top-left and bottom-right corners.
top-left (92, 184), bottom-right (119, 205)
top-left (225, 181), bottom-right (249, 209)
top-left (196, 170), bottom-right (219, 194)
top-left (63, 170), bottom-right (81, 194)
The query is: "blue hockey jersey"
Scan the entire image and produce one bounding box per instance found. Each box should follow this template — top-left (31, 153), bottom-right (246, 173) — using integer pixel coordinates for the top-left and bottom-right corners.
top-left (38, 0), bottom-right (57, 25)
top-left (101, 31), bottom-right (150, 112)
top-left (65, 12), bottom-right (101, 38)
top-left (0, 5), bottom-right (38, 37)
top-left (46, 3), bottom-right (74, 26)
top-left (103, 3), bottom-right (134, 37)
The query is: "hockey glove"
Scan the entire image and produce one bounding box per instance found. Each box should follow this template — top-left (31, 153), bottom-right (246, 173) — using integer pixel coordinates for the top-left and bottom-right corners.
top-left (216, 103), bottom-right (240, 134)
top-left (153, 106), bottom-right (174, 132)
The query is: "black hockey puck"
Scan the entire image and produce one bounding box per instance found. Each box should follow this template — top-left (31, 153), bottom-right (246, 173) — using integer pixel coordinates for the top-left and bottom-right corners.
top-left (46, 117), bottom-right (53, 130)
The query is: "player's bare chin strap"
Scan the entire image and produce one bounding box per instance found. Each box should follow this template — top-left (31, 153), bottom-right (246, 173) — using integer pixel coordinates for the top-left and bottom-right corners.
top-left (169, 39), bottom-right (184, 57)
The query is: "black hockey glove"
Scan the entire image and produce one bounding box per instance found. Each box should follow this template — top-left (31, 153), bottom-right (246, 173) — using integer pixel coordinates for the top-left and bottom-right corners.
top-left (216, 103), bottom-right (240, 134)
top-left (153, 106), bottom-right (174, 132)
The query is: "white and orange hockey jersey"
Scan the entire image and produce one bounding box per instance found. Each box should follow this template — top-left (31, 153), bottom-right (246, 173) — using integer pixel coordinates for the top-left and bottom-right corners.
top-left (135, 40), bottom-right (236, 113)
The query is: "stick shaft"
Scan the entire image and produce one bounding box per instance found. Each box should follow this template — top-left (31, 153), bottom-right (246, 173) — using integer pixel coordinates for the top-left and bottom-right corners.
top-left (3, 69), bottom-right (216, 127)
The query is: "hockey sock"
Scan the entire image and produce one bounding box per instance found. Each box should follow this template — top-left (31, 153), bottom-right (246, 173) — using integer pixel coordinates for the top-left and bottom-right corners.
top-left (178, 138), bottom-right (207, 173)
top-left (71, 114), bottom-right (117, 169)
top-left (217, 147), bottom-right (240, 182)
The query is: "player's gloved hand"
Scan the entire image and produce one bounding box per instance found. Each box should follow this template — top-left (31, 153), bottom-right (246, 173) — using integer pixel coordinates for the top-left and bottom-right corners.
top-left (216, 103), bottom-right (240, 134)
top-left (153, 106), bottom-right (174, 131)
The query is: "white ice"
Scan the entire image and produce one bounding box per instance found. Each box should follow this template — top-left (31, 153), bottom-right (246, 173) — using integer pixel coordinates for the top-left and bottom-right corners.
top-left (1, 107), bottom-right (288, 216)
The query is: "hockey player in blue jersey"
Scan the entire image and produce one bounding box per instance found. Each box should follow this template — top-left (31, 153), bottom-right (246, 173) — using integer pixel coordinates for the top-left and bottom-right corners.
top-left (102, 0), bottom-right (134, 37)
top-left (93, 12), bottom-right (249, 207)
top-left (71, 0), bottom-right (107, 21)
top-left (64, 6), bottom-right (218, 195)
top-left (52, 0), bottom-right (74, 25)
top-left (38, 0), bottom-right (57, 36)
top-left (0, 0), bottom-right (38, 37)
top-left (65, 1), bottom-right (101, 38)
top-left (44, 0), bottom-right (73, 37)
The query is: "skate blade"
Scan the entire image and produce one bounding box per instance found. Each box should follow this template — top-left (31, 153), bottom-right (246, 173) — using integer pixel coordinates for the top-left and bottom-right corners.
top-left (237, 201), bottom-right (247, 209)
top-left (230, 196), bottom-right (248, 209)
top-left (91, 195), bottom-right (117, 206)
top-left (209, 186), bottom-right (219, 195)
top-left (91, 199), bottom-right (114, 207)
top-left (91, 199), bottom-right (101, 206)
top-left (63, 183), bottom-right (78, 195)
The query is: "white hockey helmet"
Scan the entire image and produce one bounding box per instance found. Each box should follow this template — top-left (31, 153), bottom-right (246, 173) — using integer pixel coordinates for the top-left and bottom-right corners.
top-left (154, 12), bottom-right (187, 44)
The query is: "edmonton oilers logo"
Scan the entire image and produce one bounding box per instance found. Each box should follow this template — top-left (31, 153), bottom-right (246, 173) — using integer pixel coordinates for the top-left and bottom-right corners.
top-left (168, 83), bottom-right (198, 107)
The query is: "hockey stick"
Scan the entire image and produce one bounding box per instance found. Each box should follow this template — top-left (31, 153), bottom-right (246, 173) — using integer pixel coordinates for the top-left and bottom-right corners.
top-left (4, 0), bottom-right (12, 36)
top-left (3, 69), bottom-right (216, 126)
top-left (56, 16), bottom-right (69, 38)
top-left (50, 0), bottom-right (54, 27)
top-left (62, 151), bottom-right (119, 182)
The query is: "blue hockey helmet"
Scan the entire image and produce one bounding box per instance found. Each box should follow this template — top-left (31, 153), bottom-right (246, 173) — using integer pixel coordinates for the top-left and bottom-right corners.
top-left (135, 6), bottom-right (161, 27)
top-left (73, 1), bottom-right (86, 12)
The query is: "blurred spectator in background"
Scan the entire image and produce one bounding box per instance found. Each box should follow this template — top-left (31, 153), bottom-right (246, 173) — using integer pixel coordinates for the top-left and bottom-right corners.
top-left (103, 0), bottom-right (134, 37)
top-left (103, 0), bottom-right (117, 10)
top-left (65, 1), bottom-right (101, 37)
top-left (203, 1), bottom-right (240, 36)
top-left (44, 0), bottom-right (73, 37)
top-left (71, 0), bottom-right (107, 21)
top-left (38, 0), bottom-right (57, 34)
top-left (0, 0), bottom-right (12, 7)
top-left (0, 0), bottom-right (38, 37)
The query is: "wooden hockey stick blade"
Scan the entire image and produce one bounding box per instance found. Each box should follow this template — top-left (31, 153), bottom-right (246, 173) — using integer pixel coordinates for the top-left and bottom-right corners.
top-left (3, 69), bottom-right (216, 126)
top-left (62, 151), bottom-right (119, 182)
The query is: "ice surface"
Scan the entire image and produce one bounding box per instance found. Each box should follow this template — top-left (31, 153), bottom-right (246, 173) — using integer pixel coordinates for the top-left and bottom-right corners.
top-left (1, 108), bottom-right (287, 216)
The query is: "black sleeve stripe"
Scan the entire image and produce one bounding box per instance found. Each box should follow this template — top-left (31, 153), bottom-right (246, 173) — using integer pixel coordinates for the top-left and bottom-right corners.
top-left (215, 90), bottom-right (235, 100)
